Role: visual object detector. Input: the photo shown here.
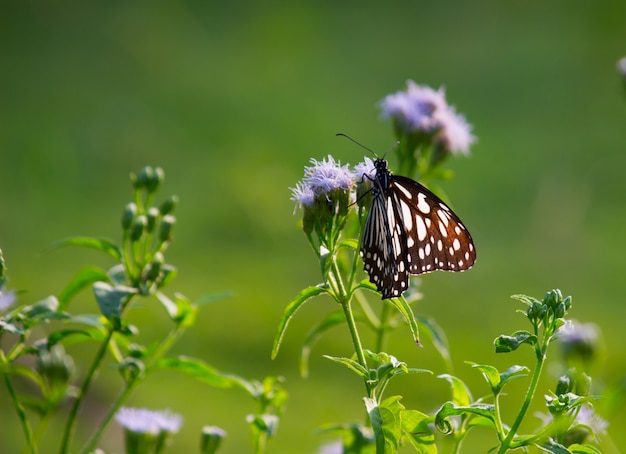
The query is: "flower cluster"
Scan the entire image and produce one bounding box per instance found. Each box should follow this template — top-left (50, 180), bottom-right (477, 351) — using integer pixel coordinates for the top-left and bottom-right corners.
top-left (115, 407), bottom-right (183, 454)
top-left (115, 407), bottom-right (183, 435)
top-left (290, 155), bottom-right (358, 246)
top-left (379, 80), bottom-right (476, 172)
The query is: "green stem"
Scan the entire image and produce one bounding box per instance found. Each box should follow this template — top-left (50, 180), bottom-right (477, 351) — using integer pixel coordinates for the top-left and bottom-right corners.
top-left (497, 342), bottom-right (547, 453)
top-left (4, 373), bottom-right (38, 454)
top-left (79, 381), bottom-right (136, 454)
top-left (60, 327), bottom-right (115, 454)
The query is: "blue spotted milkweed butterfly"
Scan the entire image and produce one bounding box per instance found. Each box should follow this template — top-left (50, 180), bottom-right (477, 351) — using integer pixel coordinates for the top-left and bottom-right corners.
top-left (361, 158), bottom-right (476, 299)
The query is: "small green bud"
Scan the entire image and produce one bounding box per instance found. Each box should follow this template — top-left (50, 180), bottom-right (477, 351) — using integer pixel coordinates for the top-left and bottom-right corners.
top-left (36, 344), bottom-right (75, 405)
top-left (554, 302), bottom-right (566, 319)
top-left (159, 215), bottom-right (176, 243)
top-left (556, 375), bottom-right (572, 395)
top-left (146, 207), bottom-right (160, 233)
top-left (146, 167), bottom-right (164, 193)
top-left (200, 426), bottom-right (226, 454)
top-left (132, 166), bottom-right (154, 190)
top-left (130, 215), bottom-right (148, 242)
top-left (122, 203), bottom-right (138, 232)
top-left (146, 253), bottom-right (164, 281)
top-left (563, 295), bottom-right (572, 311)
top-left (159, 195), bottom-right (179, 215)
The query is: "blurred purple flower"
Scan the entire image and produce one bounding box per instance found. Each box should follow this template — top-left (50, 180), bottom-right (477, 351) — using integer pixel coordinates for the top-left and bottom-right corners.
top-left (380, 80), bottom-right (476, 155)
top-left (115, 407), bottom-right (182, 434)
top-left (0, 290), bottom-right (16, 312)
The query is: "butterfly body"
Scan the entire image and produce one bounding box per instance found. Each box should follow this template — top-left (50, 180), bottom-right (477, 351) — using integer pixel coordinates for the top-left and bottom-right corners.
top-left (360, 158), bottom-right (476, 299)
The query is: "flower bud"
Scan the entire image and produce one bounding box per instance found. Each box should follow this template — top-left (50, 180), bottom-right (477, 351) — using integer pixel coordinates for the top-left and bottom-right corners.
top-left (146, 207), bottom-right (160, 233)
top-left (36, 344), bottom-right (75, 405)
top-left (200, 426), bottom-right (226, 454)
top-left (159, 195), bottom-right (179, 215)
top-left (146, 167), bottom-right (164, 194)
top-left (555, 375), bottom-right (572, 395)
top-left (122, 203), bottom-right (138, 232)
top-left (132, 166), bottom-right (154, 190)
top-left (130, 215), bottom-right (148, 242)
top-left (159, 215), bottom-right (176, 243)
top-left (146, 253), bottom-right (164, 281)
top-left (554, 302), bottom-right (566, 319)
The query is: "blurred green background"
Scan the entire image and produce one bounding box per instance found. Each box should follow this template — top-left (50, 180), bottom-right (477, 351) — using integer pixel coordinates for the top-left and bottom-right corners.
top-left (2, 1), bottom-right (626, 452)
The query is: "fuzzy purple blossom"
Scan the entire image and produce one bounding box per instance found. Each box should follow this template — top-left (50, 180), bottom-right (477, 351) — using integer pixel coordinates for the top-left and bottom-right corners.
top-left (290, 155), bottom-right (355, 210)
top-left (353, 157), bottom-right (376, 181)
top-left (115, 407), bottom-right (182, 434)
top-left (379, 80), bottom-right (476, 155)
top-left (0, 290), bottom-right (16, 312)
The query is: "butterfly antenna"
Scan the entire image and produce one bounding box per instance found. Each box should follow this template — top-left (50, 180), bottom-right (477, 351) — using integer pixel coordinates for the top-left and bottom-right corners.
top-left (336, 133), bottom-right (378, 158)
top-left (381, 141), bottom-right (400, 160)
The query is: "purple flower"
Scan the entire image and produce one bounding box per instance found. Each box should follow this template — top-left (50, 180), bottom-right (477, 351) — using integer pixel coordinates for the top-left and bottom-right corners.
top-left (304, 155), bottom-right (355, 195)
top-left (577, 405), bottom-right (608, 437)
top-left (380, 81), bottom-right (447, 133)
top-left (380, 80), bottom-right (476, 156)
top-left (290, 155), bottom-right (355, 209)
top-left (290, 182), bottom-right (315, 209)
top-left (434, 105), bottom-right (476, 156)
top-left (115, 407), bottom-right (182, 434)
top-left (0, 290), bottom-right (16, 312)
top-left (353, 157), bottom-right (376, 182)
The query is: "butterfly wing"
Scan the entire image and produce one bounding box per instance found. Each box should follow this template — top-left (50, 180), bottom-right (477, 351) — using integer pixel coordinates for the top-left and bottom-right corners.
top-left (361, 186), bottom-right (409, 299)
top-left (390, 174), bottom-right (476, 275)
top-left (361, 173), bottom-right (476, 299)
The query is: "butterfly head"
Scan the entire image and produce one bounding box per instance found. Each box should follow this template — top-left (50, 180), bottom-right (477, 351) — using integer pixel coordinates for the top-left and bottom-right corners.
top-left (373, 158), bottom-right (388, 172)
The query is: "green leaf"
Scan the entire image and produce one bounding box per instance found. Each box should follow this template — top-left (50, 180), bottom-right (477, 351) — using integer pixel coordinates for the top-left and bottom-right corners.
top-left (467, 362), bottom-right (500, 393)
top-left (151, 356), bottom-right (231, 388)
top-left (324, 355), bottom-right (368, 378)
top-left (438, 374), bottom-right (472, 406)
top-left (538, 438), bottom-right (571, 453)
top-left (271, 285), bottom-right (329, 359)
top-left (387, 296), bottom-right (420, 345)
top-left (511, 294), bottom-right (541, 307)
top-left (400, 409), bottom-right (437, 454)
top-left (568, 444), bottom-right (601, 454)
top-left (300, 309), bottom-right (346, 377)
top-left (365, 397), bottom-right (399, 454)
top-left (48, 236), bottom-right (122, 261)
top-left (495, 330), bottom-right (537, 353)
top-left (47, 329), bottom-right (93, 346)
top-left (434, 401), bottom-right (496, 434)
top-left (354, 279), bottom-right (379, 294)
top-left (0, 320), bottom-right (25, 335)
top-left (59, 266), bottom-right (110, 309)
top-left (340, 238), bottom-right (359, 250)
top-left (416, 315), bottom-right (450, 367)
top-left (498, 365), bottom-right (529, 391)
top-left (92, 282), bottom-right (136, 324)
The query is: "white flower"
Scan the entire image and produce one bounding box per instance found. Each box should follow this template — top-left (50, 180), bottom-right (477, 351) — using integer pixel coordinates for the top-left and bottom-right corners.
top-left (0, 290), bottom-right (16, 312)
top-left (115, 407), bottom-right (182, 434)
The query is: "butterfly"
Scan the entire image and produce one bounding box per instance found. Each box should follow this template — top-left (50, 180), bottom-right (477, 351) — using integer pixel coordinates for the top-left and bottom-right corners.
top-left (360, 158), bottom-right (476, 299)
